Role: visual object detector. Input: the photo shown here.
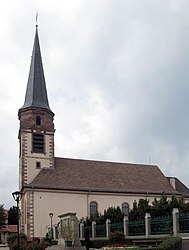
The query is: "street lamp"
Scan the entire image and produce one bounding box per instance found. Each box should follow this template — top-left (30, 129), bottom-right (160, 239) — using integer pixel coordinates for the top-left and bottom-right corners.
top-left (49, 212), bottom-right (53, 240)
top-left (12, 191), bottom-right (22, 250)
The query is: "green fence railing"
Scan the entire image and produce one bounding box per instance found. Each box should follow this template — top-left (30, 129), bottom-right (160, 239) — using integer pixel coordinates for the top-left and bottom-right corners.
top-left (179, 214), bottom-right (189, 233)
top-left (151, 216), bottom-right (173, 235)
top-left (96, 224), bottom-right (106, 237)
top-left (111, 222), bottom-right (124, 233)
top-left (128, 219), bottom-right (145, 236)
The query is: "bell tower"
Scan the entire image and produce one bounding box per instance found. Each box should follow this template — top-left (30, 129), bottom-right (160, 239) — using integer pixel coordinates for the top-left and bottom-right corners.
top-left (18, 25), bottom-right (55, 188)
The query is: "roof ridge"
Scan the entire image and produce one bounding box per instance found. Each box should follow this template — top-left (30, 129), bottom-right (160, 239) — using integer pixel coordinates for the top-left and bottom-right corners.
top-left (55, 156), bottom-right (157, 167)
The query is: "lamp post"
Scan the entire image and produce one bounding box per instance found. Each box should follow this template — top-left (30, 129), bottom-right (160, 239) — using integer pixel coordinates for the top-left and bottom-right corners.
top-left (49, 212), bottom-right (53, 240)
top-left (12, 191), bottom-right (22, 250)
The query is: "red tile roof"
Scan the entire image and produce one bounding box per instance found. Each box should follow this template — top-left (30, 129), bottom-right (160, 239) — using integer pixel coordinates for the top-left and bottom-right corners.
top-left (0, 225), bottom-right (17, 233)
top-left (26, 157), bottom-right (176, 195)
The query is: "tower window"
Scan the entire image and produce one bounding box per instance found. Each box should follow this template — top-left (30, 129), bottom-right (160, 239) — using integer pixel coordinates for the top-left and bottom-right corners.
top-left (90, 201), bottom-right (98, 217)
top-left (36, 115), bottom-right (41, 126)
top-left (122, 202), bottom-right (129, 216)
top-left (36, 162), bottom-right (41, 169)
top-left (33, 133), bottom-right (44, 153)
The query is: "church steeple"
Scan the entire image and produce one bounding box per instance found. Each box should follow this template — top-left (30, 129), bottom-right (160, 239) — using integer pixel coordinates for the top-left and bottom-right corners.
top-left (20, 26), bottom-right (52, 114)
top-left (18, 26), bottom-right (55, 189)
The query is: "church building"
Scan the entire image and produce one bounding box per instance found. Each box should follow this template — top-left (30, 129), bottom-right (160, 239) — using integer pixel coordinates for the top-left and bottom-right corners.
top-left (18, 26), bottom-right (189, 239)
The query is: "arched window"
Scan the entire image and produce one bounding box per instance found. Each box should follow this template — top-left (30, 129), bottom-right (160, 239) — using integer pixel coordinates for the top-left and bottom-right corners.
top-left (90, 201), bottom-right (97, 216)
top-left (36, 115), bottom-right (41, 126)
top-left (122, 202), bottom-right (129, 216)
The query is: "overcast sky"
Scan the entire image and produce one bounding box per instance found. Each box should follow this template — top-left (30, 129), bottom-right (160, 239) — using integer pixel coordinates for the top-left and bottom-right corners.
top-left (1, 0), bottom-right (189, 208)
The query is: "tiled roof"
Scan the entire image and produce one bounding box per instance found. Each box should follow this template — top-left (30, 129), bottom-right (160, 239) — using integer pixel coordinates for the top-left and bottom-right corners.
top-left (27, 157), bottom-right (176, 195)
top-left (0, 225), bottom-right (17, 233)
top-left (167, 177), bottom-right (189, 195)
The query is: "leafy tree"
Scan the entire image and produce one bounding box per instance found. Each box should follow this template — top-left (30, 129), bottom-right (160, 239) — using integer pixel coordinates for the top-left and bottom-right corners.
top-left (151, 194), bottom-right (170, 217)
top-left (129, 194), bottom-right (189, 220)
top-left (81, 206), bottom-right (124, 225)
top-left (103, 206), bottom-right (124, 223)
top-left (129, 199), bottom-right (151, 220)
top-left (128, 200), bottom-right (139, 221)
top-left (8, 206), bottom-right (18, 225)
top-left (138, 198), bottom-right (151, 219)
top-left (0, 205), bottom-right (6, 228)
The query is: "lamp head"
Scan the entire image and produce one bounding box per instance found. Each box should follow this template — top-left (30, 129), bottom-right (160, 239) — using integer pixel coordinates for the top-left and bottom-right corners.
top-left (49, 212), bottom-right (53, 218)
top-left (12, 191), bottom-right (22, 202)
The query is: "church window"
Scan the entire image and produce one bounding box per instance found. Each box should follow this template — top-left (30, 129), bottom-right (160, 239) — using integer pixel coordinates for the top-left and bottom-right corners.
top-left (90, 201), bottom-right (98, 216)
top-left (36, 162), bottom-right (41, 169)
top-left (122, 202), bottom-right (129, 216)
top-left (33, 133), bottom-right (44, 153)
top-left (36, 115), bottom-right (41, 126)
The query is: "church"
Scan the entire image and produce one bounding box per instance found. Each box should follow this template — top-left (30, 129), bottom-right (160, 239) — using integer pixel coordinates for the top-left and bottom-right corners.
top-left (18, 26), bottom-right (189, 239)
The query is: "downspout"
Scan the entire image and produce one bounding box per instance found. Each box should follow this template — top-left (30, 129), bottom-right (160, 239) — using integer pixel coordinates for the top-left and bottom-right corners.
top-left (87, 190), bottom-right (91, 217)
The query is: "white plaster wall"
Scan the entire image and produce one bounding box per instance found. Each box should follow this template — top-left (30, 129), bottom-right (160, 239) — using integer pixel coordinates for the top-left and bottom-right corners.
top-left (32, 190), bottom-right (160, 238)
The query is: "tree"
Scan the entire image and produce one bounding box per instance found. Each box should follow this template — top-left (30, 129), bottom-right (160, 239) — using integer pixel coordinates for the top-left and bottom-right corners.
top-left (103, 206), bottom-right (124, 223)
top-left (8, 206), bottom-right (18, 225)
top-left (129, 199), bottom-right (151, 220)
top-left (81, 206), bottom-right (125, 225)
top-left (151, 194), bottom-right (170, 217)
top-left (128, 200), bottom-right (139, 221)
top-left (0, 205), bottom-right (6, 228)
top-left (129, 194), bottom-right (189, 220)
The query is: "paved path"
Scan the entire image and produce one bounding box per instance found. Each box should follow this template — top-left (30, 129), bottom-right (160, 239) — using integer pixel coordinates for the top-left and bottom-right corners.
top-left (182, 239), bottom-right (189, 250)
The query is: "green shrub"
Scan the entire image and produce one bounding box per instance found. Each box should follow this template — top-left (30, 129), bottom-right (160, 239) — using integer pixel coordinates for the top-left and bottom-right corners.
top-left (7, 233), bottom-right (27, 250)
top-left (109, 231), bottom-right (125, 244)
top-left (25, 240), bottom-right (49, 250)
top-left (7, 235), bottom-right (51, 250)
top-left (138, 237), bottom-right (182, 250)
top-left (157, 236), bottom-right (182, 250)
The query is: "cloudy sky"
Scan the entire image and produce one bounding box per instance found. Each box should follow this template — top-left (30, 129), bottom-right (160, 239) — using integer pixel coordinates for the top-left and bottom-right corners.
top-left (1, 0), bottom-right (189, 208)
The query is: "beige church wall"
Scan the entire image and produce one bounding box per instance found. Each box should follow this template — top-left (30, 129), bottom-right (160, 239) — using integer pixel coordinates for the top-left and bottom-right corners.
top-left (26, 158), bottom-right (52, 184)
top-left (31, 190), bottom-right (165, 238)
top-left (33, 191), bottom-right (88, 238)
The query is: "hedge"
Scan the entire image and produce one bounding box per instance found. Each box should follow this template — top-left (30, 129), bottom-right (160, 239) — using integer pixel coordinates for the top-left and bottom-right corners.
top-left (135, 236), bottom-right (182, 250)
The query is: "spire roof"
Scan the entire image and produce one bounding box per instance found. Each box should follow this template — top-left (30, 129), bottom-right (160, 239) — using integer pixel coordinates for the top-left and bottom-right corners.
top-left (20, 26), bottom-right (52, 113)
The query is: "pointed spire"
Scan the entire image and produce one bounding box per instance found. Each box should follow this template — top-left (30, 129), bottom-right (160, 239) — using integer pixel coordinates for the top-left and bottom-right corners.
top-left (20, 26), bottom-right (53, 114)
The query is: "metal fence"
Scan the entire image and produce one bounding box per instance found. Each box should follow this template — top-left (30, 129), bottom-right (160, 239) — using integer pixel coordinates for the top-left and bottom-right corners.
top-left (128, 220), bottom-right (145, 236)
top-left (80, 212), bottom-right (189, 239)
top-left (111, 222), bottom-right (124, 233)
top-left (179, 214), bottom-right (189, 233)
top-left (96, 224), bottom-right (106, 237)
top-left (151, 216), bottom-right (173, 235)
